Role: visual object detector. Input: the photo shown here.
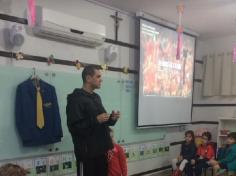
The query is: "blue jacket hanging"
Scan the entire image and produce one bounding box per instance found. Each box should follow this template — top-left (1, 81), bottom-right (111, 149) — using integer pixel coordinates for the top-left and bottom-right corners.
top-left (15, 78), bottom-right (63, 146)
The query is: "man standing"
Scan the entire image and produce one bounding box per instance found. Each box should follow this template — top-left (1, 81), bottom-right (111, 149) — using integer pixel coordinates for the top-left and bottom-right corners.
top-left (66, 65), bottom-right (120, 176)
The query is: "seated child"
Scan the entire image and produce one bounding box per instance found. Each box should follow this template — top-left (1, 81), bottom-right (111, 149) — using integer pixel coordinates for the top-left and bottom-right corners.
top-left (209, 132), bottom-right (236, 176)
top-left (192, 131), bottom-right (215, 176)
top-left (0, 163), bottom-right (28, 176)
top-left (107, 128), bottom-right (127, 176)
top-left (172, 130), bottom-right (196, 176)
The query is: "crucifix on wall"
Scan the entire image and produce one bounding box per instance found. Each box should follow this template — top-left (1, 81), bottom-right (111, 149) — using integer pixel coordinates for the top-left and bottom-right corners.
top-left (110, 11), bottom-right (123, 41)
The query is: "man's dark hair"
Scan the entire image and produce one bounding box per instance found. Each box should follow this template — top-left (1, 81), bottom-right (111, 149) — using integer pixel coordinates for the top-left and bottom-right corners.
top-left (202, 131), bottom-right (212, 141)
top-left (82, 65), bottom-right (101, 83)
top-left (228, 132), bottom-right (236, 142)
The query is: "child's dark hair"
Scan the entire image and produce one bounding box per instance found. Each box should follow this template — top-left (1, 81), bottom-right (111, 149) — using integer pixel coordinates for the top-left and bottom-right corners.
top-left (0, 163), bottom-right (28, 176)
top-left (202, 131), bottom-right (212, 141)
top-left (228, 132), bottom-right (236, 142)
top-left (185, 130), bottom-right (195, 142)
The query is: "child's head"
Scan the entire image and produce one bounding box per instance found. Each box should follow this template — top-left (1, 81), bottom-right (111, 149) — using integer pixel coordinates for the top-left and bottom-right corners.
top-left (226, 132), bottom-right (236, 145)
top-left (108, 127), bottom-right (115, 144)
top-left (0, 163), bottom-right (28, 176)
top-left (202, 131), bottom-right (212, 144)
top-left (185, 130), bottom-right (195, 143)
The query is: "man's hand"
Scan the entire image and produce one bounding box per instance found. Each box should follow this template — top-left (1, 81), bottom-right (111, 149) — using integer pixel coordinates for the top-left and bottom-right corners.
top-left (110, 111), bottom-right (120, 121)
top-left (96, 113), bottom-right (109, 123)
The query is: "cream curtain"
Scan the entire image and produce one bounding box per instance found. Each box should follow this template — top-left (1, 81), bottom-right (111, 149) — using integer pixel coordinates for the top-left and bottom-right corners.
top-left (203, 52), bottom-right (236, 96)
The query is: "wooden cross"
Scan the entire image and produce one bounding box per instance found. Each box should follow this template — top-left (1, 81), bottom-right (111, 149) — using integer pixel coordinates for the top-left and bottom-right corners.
top-left (110, 11), bottom-right (123, 41)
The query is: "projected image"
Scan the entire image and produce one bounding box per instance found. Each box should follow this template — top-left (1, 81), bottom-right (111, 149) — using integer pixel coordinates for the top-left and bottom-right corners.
top-left (141, 22), bottom-right (194, 97)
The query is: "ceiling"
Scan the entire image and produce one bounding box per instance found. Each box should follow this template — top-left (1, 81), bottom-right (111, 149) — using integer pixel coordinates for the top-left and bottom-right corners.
top-left (92, 0), bottom-right (236, 40)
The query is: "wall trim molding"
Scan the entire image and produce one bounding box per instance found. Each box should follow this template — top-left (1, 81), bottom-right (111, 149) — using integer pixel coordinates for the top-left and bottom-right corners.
top-left (195, 60), bottom-right (203, 64)
top-left (170, 141), bottom-right (184, 146)
top-left (191, 121), bottom-right (218, 124)
top-left (0, 50), bottom-right (138, 74)
top-left (194, 79), bottom-right (202, 83)
top-left (193, 103), bottom-right (236, 107)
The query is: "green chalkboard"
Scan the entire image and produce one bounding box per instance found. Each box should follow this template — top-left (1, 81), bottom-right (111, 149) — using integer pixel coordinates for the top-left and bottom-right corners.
top-left (0, 66), bottom-right (165, 160)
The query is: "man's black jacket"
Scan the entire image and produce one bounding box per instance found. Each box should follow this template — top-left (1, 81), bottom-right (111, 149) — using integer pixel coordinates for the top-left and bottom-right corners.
top-left (66, 88), bottom-right (117, 161)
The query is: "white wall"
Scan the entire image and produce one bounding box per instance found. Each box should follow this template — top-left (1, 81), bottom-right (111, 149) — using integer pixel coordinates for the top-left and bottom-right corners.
top-left (193, 35), bottom-right (236, 122)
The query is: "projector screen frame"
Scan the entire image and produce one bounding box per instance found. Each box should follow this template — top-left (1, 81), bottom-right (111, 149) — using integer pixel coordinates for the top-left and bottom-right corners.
top-left (136, 16), bottom-right (197, 128)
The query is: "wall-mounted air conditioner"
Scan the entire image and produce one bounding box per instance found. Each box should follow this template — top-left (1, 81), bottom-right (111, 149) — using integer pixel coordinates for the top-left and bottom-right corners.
top-left (31, 6), bottom-right (106, 48)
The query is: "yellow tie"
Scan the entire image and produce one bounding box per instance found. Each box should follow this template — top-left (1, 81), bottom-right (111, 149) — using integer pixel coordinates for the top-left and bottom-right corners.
top-left (36, 87), bottom-right (45, 129)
